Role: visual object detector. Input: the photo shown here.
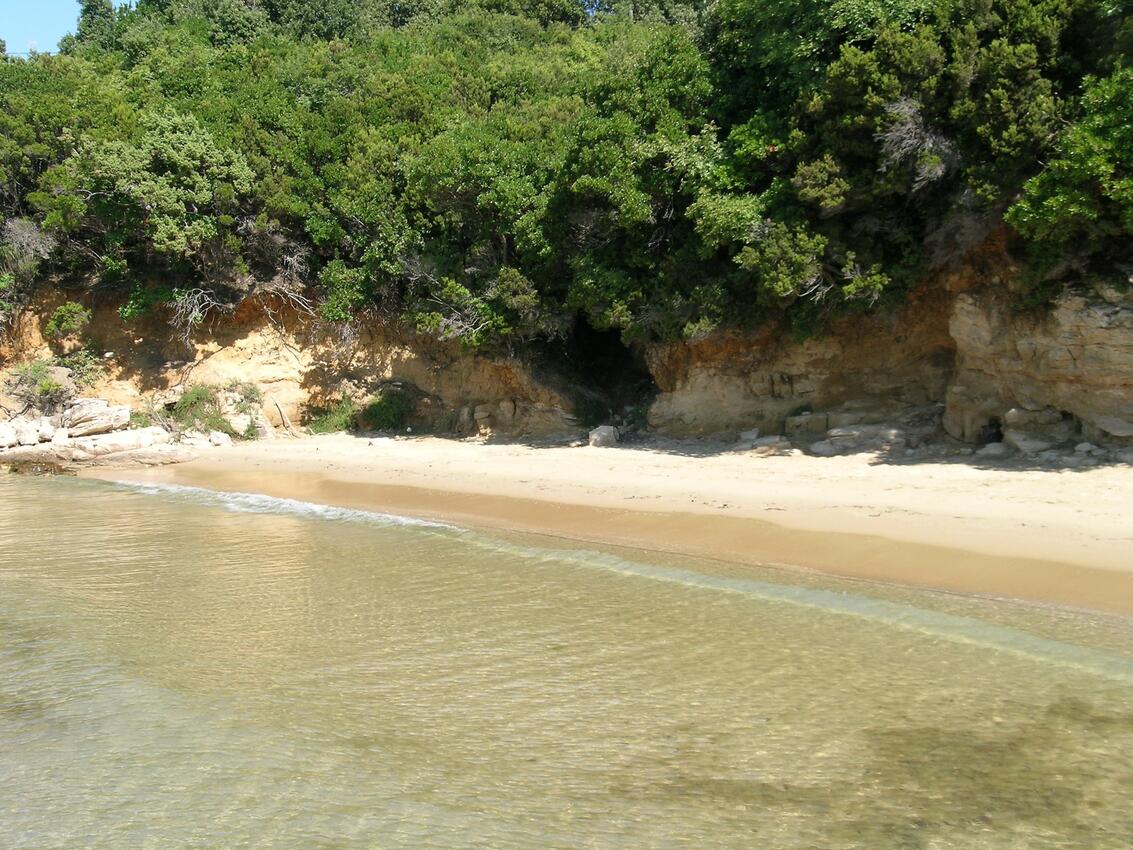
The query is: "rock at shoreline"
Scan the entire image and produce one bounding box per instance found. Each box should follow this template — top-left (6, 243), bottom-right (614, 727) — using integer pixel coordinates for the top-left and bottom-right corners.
top-left (0, 426), bottom-right (181, 468)
top-left (808, 424), bottom-right (906, 457)
top-left (62, 399), bottom-right (131, 437)
top-left (589, 425), bottom-right (620, 447)
top-left (0, 422), bottom-right (16, 448)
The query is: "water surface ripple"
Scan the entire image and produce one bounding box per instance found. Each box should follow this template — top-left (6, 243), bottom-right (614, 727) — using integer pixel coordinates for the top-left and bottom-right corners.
top-left (2, 475), bottom-right (1132, 849)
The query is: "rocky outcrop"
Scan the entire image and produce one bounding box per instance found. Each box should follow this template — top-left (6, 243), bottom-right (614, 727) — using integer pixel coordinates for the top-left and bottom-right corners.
top-left (0, 426), bottom-right (192, 469)
top-left (944, 285), bottom-right (1133, 446)
top-left (645, 286), bottom-right (954, 436)
top-left (61, 398), bottom-right (131, 437)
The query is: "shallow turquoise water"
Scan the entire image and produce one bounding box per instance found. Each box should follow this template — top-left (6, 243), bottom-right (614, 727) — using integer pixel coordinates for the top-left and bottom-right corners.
top-left (2, 473), bottom-right (1132, 848)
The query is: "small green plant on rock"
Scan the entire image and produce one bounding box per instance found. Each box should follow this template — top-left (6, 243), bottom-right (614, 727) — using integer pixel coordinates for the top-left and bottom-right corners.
top-left (53, 348), bottom-right (105, 387)
top-left (5, 360), bottom-right (73, 410)
top-left (226, 380), bottom-right (263, 414)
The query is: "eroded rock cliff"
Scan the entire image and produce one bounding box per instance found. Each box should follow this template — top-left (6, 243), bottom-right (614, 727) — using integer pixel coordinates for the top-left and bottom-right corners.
top-left (644, 286), bottom-right (955, 436)
top-left (944, 284), bottom-right (1133, 446)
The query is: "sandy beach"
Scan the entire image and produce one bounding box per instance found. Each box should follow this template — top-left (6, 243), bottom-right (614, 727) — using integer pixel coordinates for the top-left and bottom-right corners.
top-left (85, 434), bottom-right (1133, 615)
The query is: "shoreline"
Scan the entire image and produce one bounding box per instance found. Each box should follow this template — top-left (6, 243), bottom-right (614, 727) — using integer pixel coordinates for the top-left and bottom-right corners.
top-left (82, 434), bottom-right (1133, 616)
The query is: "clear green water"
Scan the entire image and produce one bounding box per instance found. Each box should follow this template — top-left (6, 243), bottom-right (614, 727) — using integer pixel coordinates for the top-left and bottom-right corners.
top-left (2, 474), bottom-right (1133, 849)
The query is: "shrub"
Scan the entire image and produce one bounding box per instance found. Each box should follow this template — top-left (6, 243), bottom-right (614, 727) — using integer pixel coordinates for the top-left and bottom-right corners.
top-left (172, 384), bottom-right (233, 434)
top-left (53, 348), bottom-right (105, 387)
top-left (306, 395), bottom-right (358, 434)
top-left (226, 380), bottom-right (263, 414)
top-left (45, 301), bottom-right (91, 338)
top-left (359, 392), bottom-right (412, 431)
top-left (5, 360), bottom-right (73, 410)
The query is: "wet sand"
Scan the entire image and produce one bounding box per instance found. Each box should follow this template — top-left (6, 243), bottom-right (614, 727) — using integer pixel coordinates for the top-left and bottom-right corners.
top-left (85, 434), bottom-right (1133, 615)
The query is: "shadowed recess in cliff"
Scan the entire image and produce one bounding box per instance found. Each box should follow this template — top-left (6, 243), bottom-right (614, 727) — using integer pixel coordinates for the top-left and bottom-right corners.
top-left (555, 317), bottom-right (657, 426)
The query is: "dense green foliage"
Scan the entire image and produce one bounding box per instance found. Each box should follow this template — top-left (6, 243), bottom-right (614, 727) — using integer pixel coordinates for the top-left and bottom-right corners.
top-left (0, 0), bottom-right (1128, 349)
top-left (45, 301), bottom-right (92, 337)
top-left (359, 391), bottom-right (413, 431)
top-left (306, 395), bottom-right (360, 433)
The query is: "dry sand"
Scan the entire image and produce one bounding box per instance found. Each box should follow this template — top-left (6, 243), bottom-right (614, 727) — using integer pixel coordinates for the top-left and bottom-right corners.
top-left (86, 434), bottom-right (1133, 615)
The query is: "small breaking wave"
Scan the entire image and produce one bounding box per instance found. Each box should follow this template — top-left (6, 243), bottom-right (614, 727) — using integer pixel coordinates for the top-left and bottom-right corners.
top-left (113, 480), bottom-right (458, 531)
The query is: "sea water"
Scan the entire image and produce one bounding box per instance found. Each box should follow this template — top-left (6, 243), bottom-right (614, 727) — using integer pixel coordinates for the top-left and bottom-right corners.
top-left (2, 473), bottom-right (1132, 849)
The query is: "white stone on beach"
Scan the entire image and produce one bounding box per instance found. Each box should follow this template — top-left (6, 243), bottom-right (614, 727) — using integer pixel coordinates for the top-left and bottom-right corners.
top-left (209, 431), bottom-right (233, 447)
top-left (588, 425), bottom-right (619, 447)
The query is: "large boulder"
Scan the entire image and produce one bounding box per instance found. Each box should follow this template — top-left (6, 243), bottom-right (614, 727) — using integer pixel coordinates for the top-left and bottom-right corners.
top-left (588, 425), bottom-right (620, 447)
top-left (0, 422), bottom-right (16, 448)
top-left (14, 418), bottom-right (40, 446)
top-left (62, 399), bottom-right (131, 437)
top-left (1003, 429), bottom-right (1053, 454)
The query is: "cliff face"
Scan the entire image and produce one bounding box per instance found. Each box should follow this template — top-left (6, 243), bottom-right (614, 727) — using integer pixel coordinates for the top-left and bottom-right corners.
top-left (1, 295), bottom-right (581, 439)
top-left (944, 285), bottom-right (1133, 446)
top-left (644, 286), bottom-right (955, 436)
top-left (4, 270), bottom-right (1132, 449)
top-left (644, 278), bottom-right (1133, 446)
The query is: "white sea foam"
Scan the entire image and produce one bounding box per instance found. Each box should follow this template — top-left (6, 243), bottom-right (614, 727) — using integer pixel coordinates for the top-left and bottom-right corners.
top-left (114, 480), bottom-right (458, 530)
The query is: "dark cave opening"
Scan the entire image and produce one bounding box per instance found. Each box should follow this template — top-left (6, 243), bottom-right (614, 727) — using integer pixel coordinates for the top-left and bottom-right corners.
top-left (561, 317), bottom-right (657, 426)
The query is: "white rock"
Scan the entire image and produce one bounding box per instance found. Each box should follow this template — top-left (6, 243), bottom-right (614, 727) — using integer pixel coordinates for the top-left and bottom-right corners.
top-left (0, 422), bottom-right (17, 449)
top-left (588, 425), bottom-right (620, 447)
top-left (1060, 454), bottom-right (1099, 468)
top-left (226, 413), bottom-right (252, 435)
top-left (51, 428), bottom-right (70, 445)
top-left (209, 431), bottom-right (233, 447)
top-left (37, 417), bottom-right (56, 442)
top-left (62, 399), bottom-right (131, 437)
top-left (808, 440), bottom-right (840, 457)
top-left (75, 427), bottom-right (171, 458)
top-left (1002, 429), bottom-right (1053, 454)
top-left (738, 427), bottom-right (760, 442)
top-left (976, 442), bottom-right (1010, 457)
top-left (1074, 442), bottom-right (1097, 453)
top-left (14, 419), bottom-right (40, 446)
